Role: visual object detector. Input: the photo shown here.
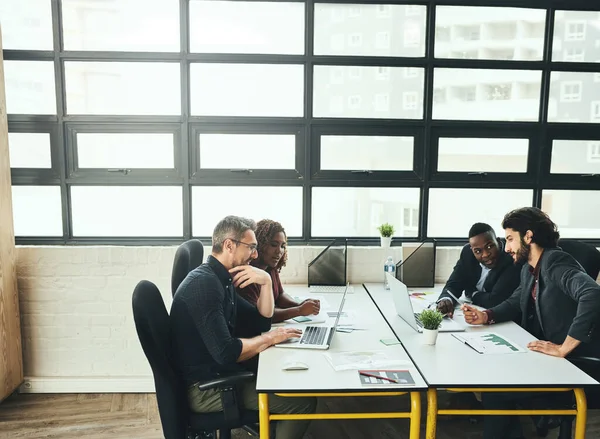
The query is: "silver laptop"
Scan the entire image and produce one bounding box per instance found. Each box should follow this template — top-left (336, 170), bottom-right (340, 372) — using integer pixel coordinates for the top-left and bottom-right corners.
top-left (276, 284), bottom-right (350, 350)
top-left (387, 274), bottom-right (465, 333)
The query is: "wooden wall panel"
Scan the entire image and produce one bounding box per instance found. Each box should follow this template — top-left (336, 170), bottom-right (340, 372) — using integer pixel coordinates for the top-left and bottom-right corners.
top-left (0, 26), bottom-right (23, 402)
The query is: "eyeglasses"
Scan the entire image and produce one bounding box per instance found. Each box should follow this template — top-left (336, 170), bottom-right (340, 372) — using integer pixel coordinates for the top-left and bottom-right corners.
top-left (230, 239), bottom-right (258, 253)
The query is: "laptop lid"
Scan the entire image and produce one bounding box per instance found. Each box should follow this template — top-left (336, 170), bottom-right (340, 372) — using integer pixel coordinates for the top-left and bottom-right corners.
top-left (308, 239), bottom-right (347, 287)
top-left (331, 283), bottom-right (350, 331)
top-left (387, 273), bottom-right (421, 333)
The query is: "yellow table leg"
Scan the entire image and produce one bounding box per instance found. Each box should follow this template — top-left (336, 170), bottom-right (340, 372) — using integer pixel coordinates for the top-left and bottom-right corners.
top-left (426, 388), bottom-right (437, 439)
top-left (409, 391), bottom-right (421, 439)
top-left (258, 393), bottom-right (270, 439)
top-left (574, 388), bottom-right (587, 439)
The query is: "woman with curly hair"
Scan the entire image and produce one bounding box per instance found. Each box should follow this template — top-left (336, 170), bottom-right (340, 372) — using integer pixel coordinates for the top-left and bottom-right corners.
top-left (238, 219), bottom-right (320, 323)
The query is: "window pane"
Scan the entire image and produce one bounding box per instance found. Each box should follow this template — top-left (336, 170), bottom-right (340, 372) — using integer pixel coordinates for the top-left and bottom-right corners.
top-left (199, 134), bottom-right (295, 169)
top-left (12, 186), bottom-right (62, 236)
top-left (0, 0), bottom-right (53, 50)
top-left (314, 4), bottom-right (426, 57)
top-left (433, 68), bottom-right (541, 121)
top-left (191, 187), bottom-right (302, 236)
top-left (428, 188), bottom-right (532, 237)
top-left (312, 187), bottom-right (420, 237)
top-left (190, 1), bottom-right (304, 54)
top-left (314, 66), bottom-right (424, 119)
top-left (4, 61), bottom-right (56, 115)
top-left (76, 133), bottom-right (174, 169)
top-left (550, 140), bottom-right (600, 174)
top-left (71, 186), bottom-right (182, 237)
top-left (437, 138), bottom-right (528, 173)
top-left (552, 11), bottom-right (599, 62)
top-left (548, 72), bottom-right (600, 123)
top-left (435, 7), bottom-right (545, 61)
top-left (62, 0), bottom-right (179, 51)
top-left (8, 133), bottom-right (52, 168)
top-left (64, 62), bottom-right (180, 115)
top-left (321, 136), bottom-right (413, 171)
top-left (542, 190), bottom-right (600, 238)
top-left (190, 64), bottom-right (303, 117)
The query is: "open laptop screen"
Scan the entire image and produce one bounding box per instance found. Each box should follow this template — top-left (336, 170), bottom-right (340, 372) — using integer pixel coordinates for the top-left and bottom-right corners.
top-left (308, 239), bottom-right (347, 286)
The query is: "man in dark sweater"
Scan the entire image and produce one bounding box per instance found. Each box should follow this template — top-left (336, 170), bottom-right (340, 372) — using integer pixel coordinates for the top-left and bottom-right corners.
top-left (437, 222), bottom-right (522, 317)
top-left (462, 207), bottom-right (600, 439)
top-left (171, 215), bottom-right (316, 439)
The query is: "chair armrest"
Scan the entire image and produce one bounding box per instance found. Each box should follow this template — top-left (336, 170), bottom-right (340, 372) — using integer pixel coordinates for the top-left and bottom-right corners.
top-left (196, 371), bottom-right (255, 391)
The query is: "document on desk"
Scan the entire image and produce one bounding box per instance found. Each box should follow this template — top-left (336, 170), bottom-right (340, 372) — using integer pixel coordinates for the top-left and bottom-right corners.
top-left (358, 369), bottom-right (415, 386)
top-left (452, 332), bottom-right (527, 355)
top-left (324, 350), bottom-right (412, 372)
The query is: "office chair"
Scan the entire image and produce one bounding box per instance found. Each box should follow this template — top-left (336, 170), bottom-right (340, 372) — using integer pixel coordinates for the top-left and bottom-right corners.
top-left (534, 240), bottom-right (600, 438)
top-left (172, 239), bottom-right (204, 297)
top-left (132, 280), bottom-right (260, 439)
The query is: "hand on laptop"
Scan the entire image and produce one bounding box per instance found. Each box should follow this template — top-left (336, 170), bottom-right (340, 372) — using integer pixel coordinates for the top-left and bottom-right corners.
top-left (267, 327), bottom-right (303, 345)
top-left (299, 299), bottom-right (320, 316)
top-left (230, 265), bottom-right (271, 289)
top-left (437, 298), bottom-right (455, 318)
top-left (461, 304), bottom-right (488, 325)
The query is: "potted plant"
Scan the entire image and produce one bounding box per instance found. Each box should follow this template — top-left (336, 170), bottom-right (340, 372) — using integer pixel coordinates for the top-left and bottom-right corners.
top-left (377, 223), bottom-right (394, 248)
top-left (419, 309), bottom-right (444, 345)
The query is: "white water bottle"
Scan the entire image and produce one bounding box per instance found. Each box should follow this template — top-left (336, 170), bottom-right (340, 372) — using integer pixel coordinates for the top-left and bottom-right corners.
top-left (383, 256), bottom-right (395, 290)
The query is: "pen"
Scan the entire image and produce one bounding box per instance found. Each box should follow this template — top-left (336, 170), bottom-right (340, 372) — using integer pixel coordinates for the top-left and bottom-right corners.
top-left (359, 372), bottom-right (399, 383)
top-left (443, 289), bottom-right (463, 304)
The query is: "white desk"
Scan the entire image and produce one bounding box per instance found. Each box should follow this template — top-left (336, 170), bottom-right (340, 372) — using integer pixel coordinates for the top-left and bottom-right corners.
top-left (365, 283), bottom-right (597, 439)
top-left (256, 285), bottom-right (427, 439)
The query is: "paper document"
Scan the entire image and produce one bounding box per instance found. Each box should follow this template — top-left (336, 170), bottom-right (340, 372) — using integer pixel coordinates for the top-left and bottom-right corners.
top-left (452, 332), bottom-right (527, 355)
top-left (358, 369), bottom-right (415, 386)
top-left (324, 350), bottom-right (411, 372)
top-left (293, 295), bottom-right (332, 310)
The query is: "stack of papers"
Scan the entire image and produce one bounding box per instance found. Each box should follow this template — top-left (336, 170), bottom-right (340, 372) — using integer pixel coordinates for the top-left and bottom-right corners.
top-left (324, 350), bottom-right (411, 372)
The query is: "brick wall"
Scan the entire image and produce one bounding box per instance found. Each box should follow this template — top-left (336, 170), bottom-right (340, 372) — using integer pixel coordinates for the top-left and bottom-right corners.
top-left (15, 245), bottom-right (598, 393)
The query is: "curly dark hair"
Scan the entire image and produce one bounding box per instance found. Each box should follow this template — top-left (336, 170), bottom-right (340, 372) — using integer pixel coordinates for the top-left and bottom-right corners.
top-left (501, 207), bottom-right (560, 248)
top-left (255, 219), bottom-right (288, 271)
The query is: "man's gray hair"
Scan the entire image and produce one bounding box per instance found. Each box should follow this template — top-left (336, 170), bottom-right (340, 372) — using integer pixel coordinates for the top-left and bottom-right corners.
top-left (212, 215), bottom-right (257, 253)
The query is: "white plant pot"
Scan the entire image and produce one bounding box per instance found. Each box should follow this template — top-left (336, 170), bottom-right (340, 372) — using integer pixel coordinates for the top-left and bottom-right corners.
top-left (380, 236), bottom-right (392, 248)
top-left (422, 328), bottom-right (439, 345)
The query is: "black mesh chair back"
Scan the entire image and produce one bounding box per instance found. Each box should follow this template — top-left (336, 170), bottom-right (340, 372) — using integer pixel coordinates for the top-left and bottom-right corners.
top-left (558, 239), bottom-right (600, 280)
top-left (172, 239), bottom-right (205, 296)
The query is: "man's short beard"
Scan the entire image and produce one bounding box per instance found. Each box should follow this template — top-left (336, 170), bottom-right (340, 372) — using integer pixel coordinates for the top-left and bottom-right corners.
top-left (516, 237), bottom-right (531, 264)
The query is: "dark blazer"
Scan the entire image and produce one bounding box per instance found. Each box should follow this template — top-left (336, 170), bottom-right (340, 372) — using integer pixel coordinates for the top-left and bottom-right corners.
top-left (438, 242), bottom-right (522, 308)
top-left (490, 248), bottom-right (600, 357)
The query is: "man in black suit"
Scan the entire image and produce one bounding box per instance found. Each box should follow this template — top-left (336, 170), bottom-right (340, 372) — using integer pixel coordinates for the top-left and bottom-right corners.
top-left (462, 207), bottom-right (600, 439)
top-left (437, 222), bottom-right (522, 317)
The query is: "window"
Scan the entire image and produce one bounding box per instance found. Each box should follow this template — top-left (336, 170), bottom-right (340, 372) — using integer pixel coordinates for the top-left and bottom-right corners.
top-left (11, 186), bottom-right (63, 236)
top-left (550, 140), bottom-right (600, 173)
top-left (588, 143), bottom-right (600, 163)
top-left (62, 0), bottom-right (180, 52)
top-left (314, 66), bottom-right (424, 119)
top-left (595, 73), bottom-right (600, 83)
top-left (404, 68), bottom-right (419, 79)
top-left (437, 138), bottom-right (529, 173)
top-left (312, 187), bottom-right (420, 237)
top-left (565, 21), bottom-right (586, 41)
top-left (376, 67), bottom-right (390, 80)
top-left (192, 187), bottom-right (302, 237)
top-left (402, 92), bottom-right (418, 110)
top-left (403, 207), bottom-right (418, 228)
top-left (320, 136), bottom-right (414, 172)
top-left (592, 101), bottom-right (600, 122)
top-left (559, 82), bottom-right (582, 102)
top-left (563, 48), bottom-right (585, 62)
top-left (4, 61), bottom-right (56, 115)
top-left (405, 6), bottom-right (422, 16)
top-left (8, 133), bottom-right (52, 169)
top-left (375, 94), bottom-right (390, 112)
top-left (428, 189), bottom-right (533, 237)
top-left (190, 63), bottom-right (304, 117)
top-left (434, 68), bottom-right (541, 121)
top-left (348, 95), bottom-right (362, 109)
top-left (0, 0), bottom-right (53, 50)
top-left (189, 1), bottom-right (304, 54)
top-left (314, 4), bottom-right (425, 57)
top-left (542, 190), bottom-right (600, 238)
top-left (376, 5), bottom-right (391, 18)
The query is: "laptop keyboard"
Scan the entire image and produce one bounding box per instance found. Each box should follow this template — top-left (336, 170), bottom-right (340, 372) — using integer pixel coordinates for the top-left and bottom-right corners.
top-left (301, 326), bottom-right (328, 345)
top-left (414, 313), bottom-right (423, 328)
top-left (309, 285), bottom-right (354, 293)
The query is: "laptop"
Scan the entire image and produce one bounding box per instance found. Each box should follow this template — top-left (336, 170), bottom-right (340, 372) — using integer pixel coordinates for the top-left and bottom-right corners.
top-left (275, 284), bottom-right (350, 350)
top-left (387, 273), bottom-right (465, 333)
top-left (308, 239), bottom-right (354, 293)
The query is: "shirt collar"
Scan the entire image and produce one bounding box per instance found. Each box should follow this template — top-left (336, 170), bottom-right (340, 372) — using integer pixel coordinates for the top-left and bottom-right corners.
top-left (207, 255), bottom-right (233, 285)
top-left (528, 250), bottom-right (544, 278)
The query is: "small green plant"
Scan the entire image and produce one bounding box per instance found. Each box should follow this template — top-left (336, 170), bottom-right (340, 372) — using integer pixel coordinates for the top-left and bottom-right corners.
top-left (377, 223), bottom-right (395, 238)
top-left (419, 309), bottom-right (443, 330)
